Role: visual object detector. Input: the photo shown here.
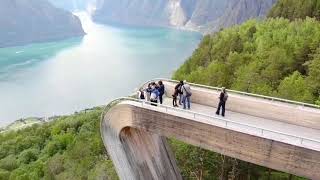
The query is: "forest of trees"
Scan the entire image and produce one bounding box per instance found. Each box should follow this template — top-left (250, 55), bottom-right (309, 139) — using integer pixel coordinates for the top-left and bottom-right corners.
top-left (0, 108), bottom-right (118, 180)
top-left (174, 18), bottom-right (320, 105)
top-left (268, 0), bottom-right (320, 20)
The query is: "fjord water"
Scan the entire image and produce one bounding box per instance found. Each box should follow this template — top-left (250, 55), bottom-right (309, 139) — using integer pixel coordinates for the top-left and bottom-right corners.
top-left (0, 13), bottom-right (201, 126)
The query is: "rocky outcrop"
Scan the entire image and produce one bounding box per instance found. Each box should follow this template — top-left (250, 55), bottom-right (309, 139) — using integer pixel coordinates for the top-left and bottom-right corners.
top-left (0, 0), bottom-right (85, 48)
top-left (93, 0), bottom-right (277, 33)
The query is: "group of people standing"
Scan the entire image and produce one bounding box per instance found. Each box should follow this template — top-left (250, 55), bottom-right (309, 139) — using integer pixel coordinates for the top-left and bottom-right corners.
top-left (172, 80), bottom-right (192, 110)
top-left (138, 81), bottom-right (165, 105)
top-left (137, 80), bottom-right (192, 109)
top-left (137, 80), bottom-right (228, 116)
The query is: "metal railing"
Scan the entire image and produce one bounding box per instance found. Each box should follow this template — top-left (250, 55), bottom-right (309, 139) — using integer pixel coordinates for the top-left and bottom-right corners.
top-left (139, 78), bottom-right (320, 109)
top-left (105, 97), bottom-right (320, 151)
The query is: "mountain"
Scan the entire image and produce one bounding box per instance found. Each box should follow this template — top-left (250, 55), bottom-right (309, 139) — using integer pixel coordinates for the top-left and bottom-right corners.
top-left (202, 0), bottom-right (278, 33)
top-left (93, 0), bottom-right (171, 27)
top-left (0, 0), bottom-right (85, 48)
top-left (48, 0), bottom-right (85, 11)
top-left (48, 0), bottom-right (104, 12)
top-left (268, 0), bottom-right (320, 20)
top-left (93, 0), bottom-right (277, 33)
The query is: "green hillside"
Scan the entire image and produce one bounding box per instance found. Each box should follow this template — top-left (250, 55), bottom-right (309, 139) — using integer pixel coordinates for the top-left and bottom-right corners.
top-left (268, 0), bottom-right (320, 20)
top-left (0, 108), bottom-right (118, 180)
top-left (174, 18), bottom-right (320, 105)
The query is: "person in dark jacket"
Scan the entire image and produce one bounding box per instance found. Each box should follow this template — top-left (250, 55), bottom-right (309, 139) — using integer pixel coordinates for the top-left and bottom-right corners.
top-left (158, 81), bottom-right (165, 104)
top-left (138, 88), bottom-right (145, 100)
top-left (216, 87), bottom-right (228, 117)
top-left (175, 81), bottom-right (184, 105)
top-left (172, 81), bottom-right (183, 107)
top-left (145, 83), bottom-right (153, 101)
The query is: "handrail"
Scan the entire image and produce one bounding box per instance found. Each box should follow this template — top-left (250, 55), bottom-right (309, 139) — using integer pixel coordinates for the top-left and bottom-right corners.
top-left (139, 78), bottom-right (320, 109)
top-left (103, 97), bottom-right (320, 151)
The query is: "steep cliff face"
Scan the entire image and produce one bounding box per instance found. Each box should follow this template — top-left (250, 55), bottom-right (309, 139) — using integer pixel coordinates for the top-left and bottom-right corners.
top-left (93, 0), bottom-right (277, 33)
top-left (184, 0), bottom-right (228, 28)
top-left (203, 0), bottom-right (278, 33)
top-left (0, 0), bottom-right (85, 48)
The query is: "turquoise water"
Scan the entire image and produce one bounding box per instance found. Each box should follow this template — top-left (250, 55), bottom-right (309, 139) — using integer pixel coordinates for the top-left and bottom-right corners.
top-left (0, 13), bottom-right (201, 126)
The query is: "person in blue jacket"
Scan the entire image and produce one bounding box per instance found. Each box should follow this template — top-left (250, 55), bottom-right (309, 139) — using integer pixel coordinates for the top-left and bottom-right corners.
top-left (150, 82), bottom-right (160, 106)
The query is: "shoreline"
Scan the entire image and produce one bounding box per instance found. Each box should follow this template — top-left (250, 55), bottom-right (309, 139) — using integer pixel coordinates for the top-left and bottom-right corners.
top-left (0, 106), bottom-right (104, 133)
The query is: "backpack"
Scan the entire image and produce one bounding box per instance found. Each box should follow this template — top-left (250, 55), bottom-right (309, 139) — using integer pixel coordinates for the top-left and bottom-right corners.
top-left (223, 92), bottom-right (228, 102)
top-left (183, 86), bottom-right (192, 97)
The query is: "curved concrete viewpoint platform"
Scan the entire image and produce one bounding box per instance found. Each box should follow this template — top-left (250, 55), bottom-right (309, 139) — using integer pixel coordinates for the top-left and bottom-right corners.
top-left (101, 79), bottom-right (320, 180)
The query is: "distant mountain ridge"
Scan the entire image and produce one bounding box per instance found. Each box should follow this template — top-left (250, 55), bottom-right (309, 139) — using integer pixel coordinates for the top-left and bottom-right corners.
top-left (48, 0), bottom-right (104, 12)
top-left (203, 0), bottom-right (278, 33)
top-left (0, 0), bottom-right (85, 48)
top-left (93, 0), bottom-right (277, 33)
